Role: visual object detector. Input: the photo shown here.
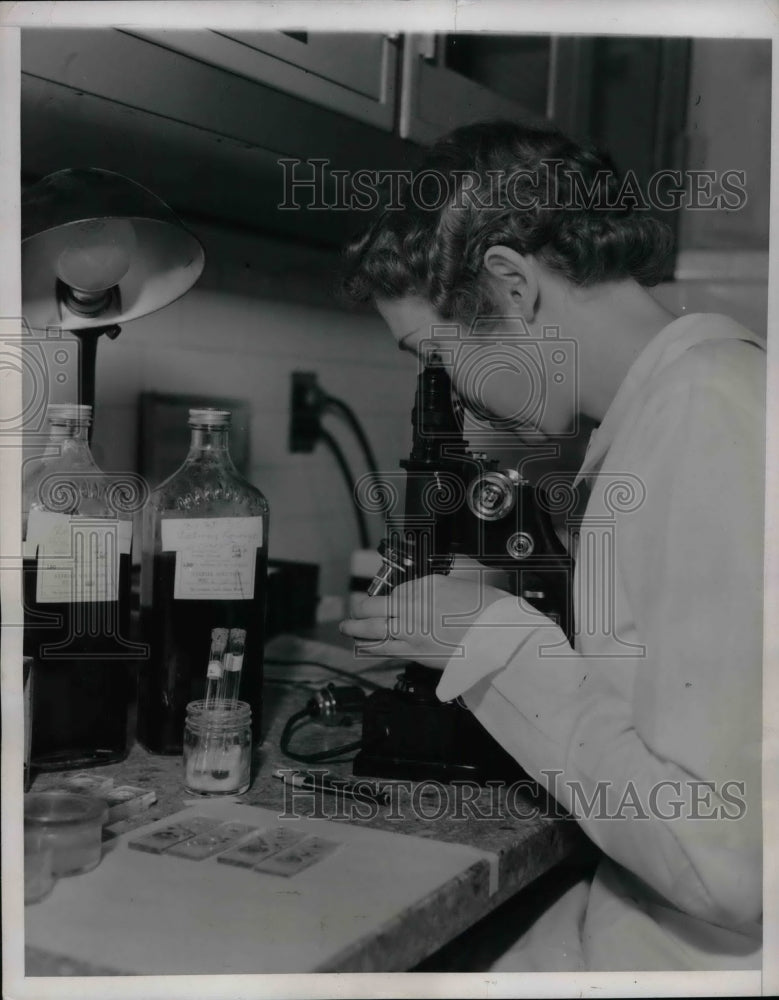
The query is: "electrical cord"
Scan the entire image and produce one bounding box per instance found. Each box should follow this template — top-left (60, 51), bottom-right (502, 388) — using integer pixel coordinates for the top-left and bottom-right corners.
top-left (306, 386), bottom-right (384, 548)
top-left (269, 662), bottom-right (391, 764)
top-left (318, 427), bottom-right (370, 549)
top-left (280, 709), bottom-right (365, 763)
top-left (279, 683), bottom-right (372, 763)
top-left (264, 677), bottom-right (320, 693)
top-left (265, 658), bottom-right (388, 693)
top-left (324, 395), bottom-right (381, 481)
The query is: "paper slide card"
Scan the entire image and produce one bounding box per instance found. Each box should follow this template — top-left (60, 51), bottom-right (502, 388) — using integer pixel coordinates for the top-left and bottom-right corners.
top-left (127, 816), bottom-right (339, 875)
top-left (254, 836), bottom-right (340, 877)
top-left (217, 827), bottom-right (306, 869)
top-left (166, 822), bottom-right (259, 861)
top-left (128, 817), bottom-right (222, 854)
top-left (104, 786), bottom-right (157, 820)
top-left (59, 772), bottom-right (115, 796)
top-left (56, 774), bottom-right (158, 824)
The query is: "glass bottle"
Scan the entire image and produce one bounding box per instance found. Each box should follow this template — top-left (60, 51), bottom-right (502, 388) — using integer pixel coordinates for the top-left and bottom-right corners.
top-left (137, 408), bottom-right (269, 754)
top-left (22, 404), bottom-right (137, 769)
top-left (22, 404), bottom-right (73, 539)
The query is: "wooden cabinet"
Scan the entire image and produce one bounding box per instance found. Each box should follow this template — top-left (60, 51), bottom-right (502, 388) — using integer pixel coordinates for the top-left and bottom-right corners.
top-left (125, 29), bottom-right (399, 131)
top-left (399, 34), bottom-right (595, 143)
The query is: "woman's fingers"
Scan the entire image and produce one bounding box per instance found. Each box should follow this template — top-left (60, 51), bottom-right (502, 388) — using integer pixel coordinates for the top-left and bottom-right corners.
top-left (339, 616), bottom-right (394, 641)
top-left (355, 638), bottom-right (417, 658)
top-left (348, 594), bottom-right (391, 619)
top-left (357, 640), bottom-right (451, 662)
top-left (349, 581), bottom-right (430, 620)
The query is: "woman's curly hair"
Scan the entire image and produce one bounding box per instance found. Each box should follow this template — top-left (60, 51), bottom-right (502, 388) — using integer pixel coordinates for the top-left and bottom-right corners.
top-left (342, 120), bottom-right (673, 323)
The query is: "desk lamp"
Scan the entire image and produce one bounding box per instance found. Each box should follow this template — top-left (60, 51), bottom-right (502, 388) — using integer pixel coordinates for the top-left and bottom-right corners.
top-left (22, 168), bottom-right (205, 422)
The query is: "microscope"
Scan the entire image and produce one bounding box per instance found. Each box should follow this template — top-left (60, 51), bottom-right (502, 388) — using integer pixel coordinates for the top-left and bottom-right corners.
top-left (354, 356), bottom-right (574, 783)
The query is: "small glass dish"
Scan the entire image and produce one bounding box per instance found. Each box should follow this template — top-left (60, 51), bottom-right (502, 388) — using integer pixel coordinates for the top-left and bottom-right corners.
top-left (24, 827), bottom-right (55, 904)
top-left (24, 791), bottom-right (107, 877)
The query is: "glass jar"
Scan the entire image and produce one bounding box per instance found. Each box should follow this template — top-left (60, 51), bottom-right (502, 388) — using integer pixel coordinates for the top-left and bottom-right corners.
top-left (138, 408), bottom-right (269, 755)
top-left (23, 404), bottom-right (138, 769)
top-left (183, 700), bottom-right (252, 796)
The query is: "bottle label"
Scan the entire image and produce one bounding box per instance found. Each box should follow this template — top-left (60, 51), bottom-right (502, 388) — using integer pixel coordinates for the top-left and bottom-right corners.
top-left (160, 517), bottom-right (263, 601)
top-left (27, 510), bottom-right (133, 604)
top-left (224, 653), bottom-right (244, 673)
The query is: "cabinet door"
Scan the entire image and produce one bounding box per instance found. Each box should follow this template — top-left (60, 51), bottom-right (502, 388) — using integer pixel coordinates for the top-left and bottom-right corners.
top-left (128, 29), bottom-right (398, 130)
top-left (400, 34), bottom-right (593, 144)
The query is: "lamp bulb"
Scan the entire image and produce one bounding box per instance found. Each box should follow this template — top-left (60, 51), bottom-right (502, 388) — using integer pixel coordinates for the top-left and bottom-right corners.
top-left (55, 219), bottom-right (137, 293)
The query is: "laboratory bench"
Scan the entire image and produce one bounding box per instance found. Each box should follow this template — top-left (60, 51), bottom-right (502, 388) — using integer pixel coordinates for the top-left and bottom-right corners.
top-left (24, 629), bottom-right (595, 975)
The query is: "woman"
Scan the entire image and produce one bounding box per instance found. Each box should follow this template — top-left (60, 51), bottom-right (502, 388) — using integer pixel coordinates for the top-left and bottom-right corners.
top-left (339, 121), bottom-right (764, 971)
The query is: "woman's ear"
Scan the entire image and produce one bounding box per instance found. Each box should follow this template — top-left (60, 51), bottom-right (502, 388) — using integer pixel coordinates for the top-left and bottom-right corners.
top-left (483, 246), bottom-right (539, 321)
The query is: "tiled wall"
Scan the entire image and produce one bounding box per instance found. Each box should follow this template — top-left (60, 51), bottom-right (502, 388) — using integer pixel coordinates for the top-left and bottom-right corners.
top-left (42, 220), bottom-right (418, 605)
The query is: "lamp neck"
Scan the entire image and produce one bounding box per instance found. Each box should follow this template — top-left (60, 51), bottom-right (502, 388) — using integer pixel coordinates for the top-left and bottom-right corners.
top-left (58, 281), bottom-right (119, 319)
top-left (72, 326), bottom-right (121, 441)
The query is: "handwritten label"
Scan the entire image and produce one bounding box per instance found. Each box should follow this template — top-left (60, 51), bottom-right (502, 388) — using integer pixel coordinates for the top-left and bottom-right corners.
top-left (27, 510), bottom-right (132, 604)
top-left (161, 517), bottom-right (263, 601)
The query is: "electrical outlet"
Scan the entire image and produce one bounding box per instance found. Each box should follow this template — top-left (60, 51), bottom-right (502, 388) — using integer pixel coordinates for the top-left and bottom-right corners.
top-left (289, 371), bottom-right (324, 453)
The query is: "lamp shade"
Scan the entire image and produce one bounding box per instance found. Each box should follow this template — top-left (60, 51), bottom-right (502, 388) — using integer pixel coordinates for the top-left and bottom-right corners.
top-left (22, 168), bottom-right (205, 330)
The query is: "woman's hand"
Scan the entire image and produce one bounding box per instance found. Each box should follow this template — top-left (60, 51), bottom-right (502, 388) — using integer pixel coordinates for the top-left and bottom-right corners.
top-left (339, 572), bottom-right (509, 661)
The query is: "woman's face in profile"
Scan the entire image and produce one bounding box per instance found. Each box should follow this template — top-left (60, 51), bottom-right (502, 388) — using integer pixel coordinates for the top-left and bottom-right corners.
top-left (375, 295), bottom-right (577, 440)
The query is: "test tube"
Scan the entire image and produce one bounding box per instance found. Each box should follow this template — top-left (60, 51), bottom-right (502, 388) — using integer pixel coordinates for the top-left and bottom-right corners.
top-left (198, 629), bottom-right (229, 772)
top-left (204, 628), bottom-right (229, 711)
top-left (221, 629), bottom-right (246, 708)
top-left (206, 628), bottom-right (228, 709)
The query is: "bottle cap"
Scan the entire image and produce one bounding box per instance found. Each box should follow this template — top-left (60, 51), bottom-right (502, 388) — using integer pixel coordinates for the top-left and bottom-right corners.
top-left (188, 408), bottom-right (231, 428)
top-left (47, 403), bottom-right (92, 424)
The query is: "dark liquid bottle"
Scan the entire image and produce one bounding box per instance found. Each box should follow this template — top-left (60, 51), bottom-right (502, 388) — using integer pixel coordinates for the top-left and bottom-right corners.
top-left (137, 408), bottom-right (269, 754)
top-left (23, 404), bottom-right (139, 770)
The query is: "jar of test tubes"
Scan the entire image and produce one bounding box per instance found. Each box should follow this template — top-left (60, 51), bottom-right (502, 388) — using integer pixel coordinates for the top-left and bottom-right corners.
top-left (183, 700), bottom-right (252, 796)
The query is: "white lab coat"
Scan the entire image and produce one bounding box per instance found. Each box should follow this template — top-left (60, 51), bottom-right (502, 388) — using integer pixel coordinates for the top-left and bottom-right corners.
top-left (436, 313), bottom-right (765, 970)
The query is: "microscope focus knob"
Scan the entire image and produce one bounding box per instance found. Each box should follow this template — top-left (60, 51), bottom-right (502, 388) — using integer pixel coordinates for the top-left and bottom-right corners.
top-left (467, 472), bottom-right (516, 521)
top-left (506, 532), bottom-right (535, 559)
